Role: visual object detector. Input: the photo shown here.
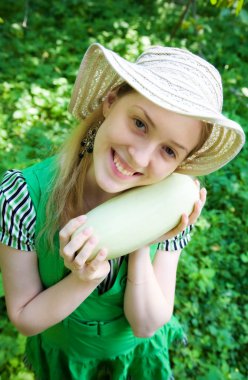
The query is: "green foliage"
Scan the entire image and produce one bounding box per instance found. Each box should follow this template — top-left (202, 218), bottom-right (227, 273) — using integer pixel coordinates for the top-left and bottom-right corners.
top-left (0, 298), bottom-right (34, 380)
top-left (0, 273), bottom-right (4, 297)
top-left (210, 0), bottom-right (244, 15)
top-left (0, 0), bottom-right (247, 379)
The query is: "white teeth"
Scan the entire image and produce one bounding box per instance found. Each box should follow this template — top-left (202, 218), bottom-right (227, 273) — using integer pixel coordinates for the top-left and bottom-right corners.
top-left (113, 153), bottom-right (135, 176)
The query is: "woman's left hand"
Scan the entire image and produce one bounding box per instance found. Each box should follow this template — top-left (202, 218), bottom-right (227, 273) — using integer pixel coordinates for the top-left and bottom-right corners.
top-left (151, 180), bottom-right (207, 244)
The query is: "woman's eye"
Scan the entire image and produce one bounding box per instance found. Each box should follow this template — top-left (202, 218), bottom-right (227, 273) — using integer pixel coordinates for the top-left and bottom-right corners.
top-left (135, 119), bottom-right (146, 131)
top-left (164, 146), bottom-right (176, 158)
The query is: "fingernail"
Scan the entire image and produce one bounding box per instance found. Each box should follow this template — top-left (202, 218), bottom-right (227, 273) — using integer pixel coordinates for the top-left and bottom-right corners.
top-left (100, 248), bottom-right (107, 257)
top-left (78, 215), bottom-right (87, 222)
top-left (89, 236), bottom-right (98, 245)
top-left (83, 227), bottom-right (93, 235)
top-left (73, 259), bottom-right (81, 268)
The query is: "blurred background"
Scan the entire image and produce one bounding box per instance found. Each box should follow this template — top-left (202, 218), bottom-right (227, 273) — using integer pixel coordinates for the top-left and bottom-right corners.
top-left (0, 1), bottom-right (247, 379)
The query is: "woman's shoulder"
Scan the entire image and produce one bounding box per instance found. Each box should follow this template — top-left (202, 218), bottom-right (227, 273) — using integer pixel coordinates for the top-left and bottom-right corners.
top-left (0, 169), bottom-right (27, 202)
top-left (22, 155), bottom-right (58, 186)
top-left (0, 155), bottom-right (59, 252)
top-left (0, 169), bottom-right (36, 251)
top-left (0, 155), bottom-right (58, 209)
top-left (21, 156), bottom-right (59, 206)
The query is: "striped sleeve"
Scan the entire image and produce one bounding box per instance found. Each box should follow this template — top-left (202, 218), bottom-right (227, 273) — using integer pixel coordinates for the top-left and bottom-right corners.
top-left (157, 225), bottom-right (194, 252)
top-left (0, 170), bottom-right (36, 252)
top-left (98, 256), bottom-right (126, 294)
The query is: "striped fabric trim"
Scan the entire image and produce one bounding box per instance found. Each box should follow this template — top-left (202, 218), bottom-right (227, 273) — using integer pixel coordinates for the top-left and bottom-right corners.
top-left (0, 170), bottom-right (36, 251)
top-left (157, 225), bottom-right (194, 252)
top-left (98, 256), bottom-right (126, 295)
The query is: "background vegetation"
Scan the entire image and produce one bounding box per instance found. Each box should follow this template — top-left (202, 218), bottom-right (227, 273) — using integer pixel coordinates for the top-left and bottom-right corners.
top-left (0, 0), bottom-right (247, 379)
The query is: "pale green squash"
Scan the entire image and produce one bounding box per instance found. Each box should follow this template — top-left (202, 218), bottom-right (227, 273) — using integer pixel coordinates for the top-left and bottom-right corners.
top-left (73, 173), bottom-right (199, 259)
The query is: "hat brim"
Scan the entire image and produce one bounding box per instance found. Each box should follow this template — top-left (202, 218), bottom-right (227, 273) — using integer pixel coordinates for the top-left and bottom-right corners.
top-left (69, 43), bottom-right (245, 176)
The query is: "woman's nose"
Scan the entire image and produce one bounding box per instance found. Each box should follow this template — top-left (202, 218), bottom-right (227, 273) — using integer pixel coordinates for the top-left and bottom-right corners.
top-left (128, 144), bottom-right (155, 169)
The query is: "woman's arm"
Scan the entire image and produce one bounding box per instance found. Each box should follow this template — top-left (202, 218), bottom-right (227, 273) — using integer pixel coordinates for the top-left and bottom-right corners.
top-left (124, 186), bottom-right (206, 337)
top-left (0, 217), bottom-right (110, 337)
top-left (124, 247), bottom-right (180, 337)
top-left (0, 243), bottom-right (105, 336)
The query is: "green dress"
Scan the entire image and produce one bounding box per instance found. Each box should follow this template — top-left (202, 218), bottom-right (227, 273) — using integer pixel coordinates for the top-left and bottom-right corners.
top-left (3, 157), bottom-right (187, 380)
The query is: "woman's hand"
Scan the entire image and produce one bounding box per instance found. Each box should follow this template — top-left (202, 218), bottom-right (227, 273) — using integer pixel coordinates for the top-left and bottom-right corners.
top-left (59, 216), bottom-right (110, 284)
top-left (151, 180), bottom-right (207, 244)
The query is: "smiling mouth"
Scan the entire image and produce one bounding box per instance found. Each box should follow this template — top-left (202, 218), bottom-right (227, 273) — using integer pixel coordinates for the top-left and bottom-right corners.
top-left (112, 150), bottom-right (142, 177)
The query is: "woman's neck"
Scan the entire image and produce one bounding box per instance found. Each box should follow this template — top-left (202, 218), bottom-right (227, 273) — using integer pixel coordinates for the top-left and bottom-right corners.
top-left (83, 165), bottom-right (116, 212)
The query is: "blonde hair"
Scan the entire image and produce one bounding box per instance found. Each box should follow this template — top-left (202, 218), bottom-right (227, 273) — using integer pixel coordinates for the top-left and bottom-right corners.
top-left (42, 105), bottom-right (104, 249)
top-left (185, 122), bottom-right (213, 159)
top-left (43, 84), bottom-right (212, 249)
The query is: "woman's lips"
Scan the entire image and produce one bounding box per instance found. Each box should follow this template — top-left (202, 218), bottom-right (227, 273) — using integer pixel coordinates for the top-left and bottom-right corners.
top-left (111, 149), bottom-right (142, 178)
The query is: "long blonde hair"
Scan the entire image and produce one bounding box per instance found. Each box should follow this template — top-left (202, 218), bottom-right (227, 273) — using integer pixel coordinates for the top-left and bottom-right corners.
top-left (43, 105), bottom-right (104, 249)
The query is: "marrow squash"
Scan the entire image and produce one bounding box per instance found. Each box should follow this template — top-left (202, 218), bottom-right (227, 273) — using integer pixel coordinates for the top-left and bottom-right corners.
top-left (73, 173), bottom-right (199, 259)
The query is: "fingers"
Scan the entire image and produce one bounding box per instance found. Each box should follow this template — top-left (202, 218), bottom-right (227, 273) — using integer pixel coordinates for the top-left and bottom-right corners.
top-left (200, 187), bottom-right (207, 205)
top-left (60, 227), bottom-right (93, 264)
top-left (188, 187), bottom-right (207, 225)
top-left (85, 249), bottom-right (108, 272)
top-left (59, 216), bottom-right (110, 283)
top-left (194, 179), bottom-right (207, 204)
top-left (73, 247), bottom-right (110, 283)
top-left (194, 180), bottom-right (207, 209)
top-left (83, 249), bottom-right (110, 281)
top-left (59, 215), bottom-right (87, 251)
top-left (194, 178), bottom-right (200, 189)
top-left (59, 214), bottom-right (93, 266)
top-left (73, 235), bottom-right (99, 268)
top-left (167, 213), bottom-right (189, 238)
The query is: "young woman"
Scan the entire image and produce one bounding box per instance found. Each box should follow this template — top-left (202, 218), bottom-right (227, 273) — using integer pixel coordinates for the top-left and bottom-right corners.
top-left (0, 44), bottom-right (245, 380)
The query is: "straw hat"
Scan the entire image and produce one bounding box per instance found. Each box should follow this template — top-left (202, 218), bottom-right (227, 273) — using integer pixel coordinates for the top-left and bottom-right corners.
top-left (68, 43), bottom-right (245, 175)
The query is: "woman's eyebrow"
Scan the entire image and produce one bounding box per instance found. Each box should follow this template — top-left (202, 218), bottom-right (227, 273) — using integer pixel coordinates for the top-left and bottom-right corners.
top-left (134, 106), bottom-right (156, 129)
top-left (168, 140), bottom-right (189, 154)
top-left (134, 105), bottom-right (189, 154)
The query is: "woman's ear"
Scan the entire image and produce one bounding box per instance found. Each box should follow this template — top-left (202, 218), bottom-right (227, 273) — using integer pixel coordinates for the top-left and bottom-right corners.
top-left (102, 90), bottom-right (118, 117)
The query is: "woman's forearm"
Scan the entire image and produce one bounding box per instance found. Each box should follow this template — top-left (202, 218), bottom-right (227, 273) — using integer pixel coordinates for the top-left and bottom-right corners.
top-left (11, 273), bottom-right (98, 336)
top-left (124, 247), bottom-right (180, 337)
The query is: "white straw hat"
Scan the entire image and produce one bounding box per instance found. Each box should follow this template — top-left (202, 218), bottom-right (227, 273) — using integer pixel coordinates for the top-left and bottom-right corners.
top-left (69, 43), bottom-right (245, 176)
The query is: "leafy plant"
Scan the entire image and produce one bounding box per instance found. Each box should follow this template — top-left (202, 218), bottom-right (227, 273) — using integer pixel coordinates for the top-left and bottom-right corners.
top-left (0, 0), bottom-right (247, 378)
top-left (210, 0), bottom-right (244, 15)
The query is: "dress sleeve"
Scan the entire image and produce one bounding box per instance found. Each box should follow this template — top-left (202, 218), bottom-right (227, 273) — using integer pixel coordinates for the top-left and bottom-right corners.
top-left (0, 170), bottom-right (36, 252)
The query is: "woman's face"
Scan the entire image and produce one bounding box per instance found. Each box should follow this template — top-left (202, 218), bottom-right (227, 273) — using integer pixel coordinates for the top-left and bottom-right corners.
top-left (89, 91), bottom-right (202, 195)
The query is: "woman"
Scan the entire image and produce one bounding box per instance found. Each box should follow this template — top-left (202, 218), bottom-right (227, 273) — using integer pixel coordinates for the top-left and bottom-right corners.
top-left (0, 44), bottom-right (245, 380)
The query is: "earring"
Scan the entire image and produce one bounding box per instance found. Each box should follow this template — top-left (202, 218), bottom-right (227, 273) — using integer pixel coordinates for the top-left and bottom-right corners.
top-left (79, 120), bottom-right (101, 159)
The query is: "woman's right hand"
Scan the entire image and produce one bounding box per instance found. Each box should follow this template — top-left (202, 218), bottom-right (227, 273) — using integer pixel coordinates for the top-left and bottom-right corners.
top-left (59, 215), bottom-right (110, 284)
